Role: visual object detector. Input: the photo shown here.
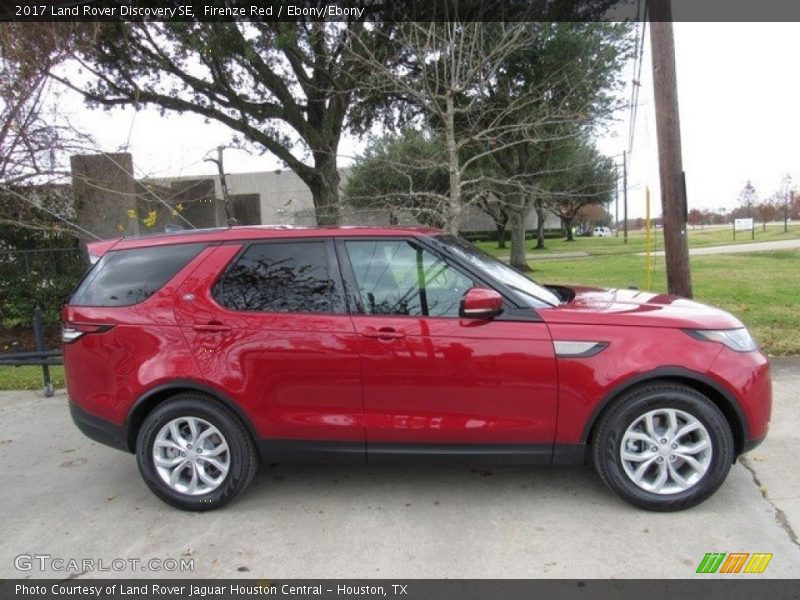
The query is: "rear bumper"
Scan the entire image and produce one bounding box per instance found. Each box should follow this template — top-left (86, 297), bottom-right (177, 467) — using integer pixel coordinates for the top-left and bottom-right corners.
top-left (69, 400), bottom-right (131, 453)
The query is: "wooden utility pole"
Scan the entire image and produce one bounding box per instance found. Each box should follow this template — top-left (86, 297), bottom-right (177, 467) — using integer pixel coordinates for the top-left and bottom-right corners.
top-left (205, 146), bottom-right (238, 227)
top-left (650, 0), bottom-right (693, 297)
top-left (623, 150), bottom-right (628, 243)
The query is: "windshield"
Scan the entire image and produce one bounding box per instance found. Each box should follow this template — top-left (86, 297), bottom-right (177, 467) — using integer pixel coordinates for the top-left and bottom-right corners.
top-left (432, 235), bottom-right (562, 308)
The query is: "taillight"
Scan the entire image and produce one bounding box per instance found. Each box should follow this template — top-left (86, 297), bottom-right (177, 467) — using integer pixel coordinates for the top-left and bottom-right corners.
top-left (62, 323), bottom-right (114, 343)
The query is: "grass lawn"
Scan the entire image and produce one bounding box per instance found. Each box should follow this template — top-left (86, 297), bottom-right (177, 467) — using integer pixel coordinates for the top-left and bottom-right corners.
top-left (477, 222), bottom-right (799, 355)
top-left (476, 222), bottom-right (800, 258)
top-left (522, 249), bottom-right (800, 356)
top-left (0, 365), bottom-right (65, 391)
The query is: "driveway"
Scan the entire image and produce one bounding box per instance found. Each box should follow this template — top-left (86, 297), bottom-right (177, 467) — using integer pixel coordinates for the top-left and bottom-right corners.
top-left (2, 360), bottom-right (798, 579)
top-left (649, 238), bottom-right (800, 256)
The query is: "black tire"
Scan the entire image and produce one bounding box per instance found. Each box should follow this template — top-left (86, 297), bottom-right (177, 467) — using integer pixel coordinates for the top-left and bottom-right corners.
top-left (591, 382), bottom-right (734, 511)
top-left (136, 394), bottom-right (258, 511)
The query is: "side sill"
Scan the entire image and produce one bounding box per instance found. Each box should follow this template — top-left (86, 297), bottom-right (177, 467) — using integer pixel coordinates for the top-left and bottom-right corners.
top-left (368, 442), bottom-right (553, 465)
top-left (69, 400), bottom-right (131, 453)
top-left (258, 440), bottom-right (589, 467)
top-left (257, 440), bottom-right (366, 465)
top-left (552, 443), bottom-right (588, 465)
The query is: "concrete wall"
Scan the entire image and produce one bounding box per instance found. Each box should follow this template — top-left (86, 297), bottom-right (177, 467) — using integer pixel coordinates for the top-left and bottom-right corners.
top-left (69, 151), bottom-right (563, 238)
top-left (70, 153), bottom-right (139, 240)
top-left (149, 168), bottom-right (562, 232)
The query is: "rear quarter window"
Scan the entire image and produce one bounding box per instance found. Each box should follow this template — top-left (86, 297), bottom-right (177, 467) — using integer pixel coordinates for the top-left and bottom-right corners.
top-left (70, 243), bottom-right (205, 307)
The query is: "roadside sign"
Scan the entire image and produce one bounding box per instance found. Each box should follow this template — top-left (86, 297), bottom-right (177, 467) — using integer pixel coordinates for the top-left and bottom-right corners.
top-left (733, 218), bottom-right (755, 240)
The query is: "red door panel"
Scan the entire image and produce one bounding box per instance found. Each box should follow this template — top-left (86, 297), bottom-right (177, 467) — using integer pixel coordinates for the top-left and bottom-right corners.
top-left (174, 244), bottom-right (364, 442)
top-left (352, 315), bottom-right (558, 444)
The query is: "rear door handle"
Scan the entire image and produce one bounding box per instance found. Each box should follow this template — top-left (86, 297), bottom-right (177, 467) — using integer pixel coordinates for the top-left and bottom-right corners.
top-left (361, 327), bottom-right (405, 341)
top-left (192, 322), bottom-right (231, 333)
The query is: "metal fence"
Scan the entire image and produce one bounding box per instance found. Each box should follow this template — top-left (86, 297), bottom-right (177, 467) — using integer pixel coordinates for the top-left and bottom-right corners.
top-left (0, 246), bottom-right (85, 279)
top-left (0, 246), bottom-right (86, 326)
top-left (0, 307), bottom-right (62, 397)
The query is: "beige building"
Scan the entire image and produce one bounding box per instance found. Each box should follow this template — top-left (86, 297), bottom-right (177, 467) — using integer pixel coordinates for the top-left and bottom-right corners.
top-left (70, 153), bottom-right (560, 238)
top-left (149, 167), bottom-right (561, 230)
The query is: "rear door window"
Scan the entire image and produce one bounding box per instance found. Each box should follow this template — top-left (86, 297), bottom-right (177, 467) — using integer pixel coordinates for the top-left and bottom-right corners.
top-left (213, 241), bottom-right (345, 314)
top-left (70, 243), bottom-right (205, 307)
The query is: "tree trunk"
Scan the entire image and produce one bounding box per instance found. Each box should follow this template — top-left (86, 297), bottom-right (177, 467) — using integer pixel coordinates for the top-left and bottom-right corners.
top-left (310, 153), bottom-right (341, 226)
top-left (496, 224), bottom-right (507, 249)
top-left (564, 218), bottom-right (575, 241)
top-left (444, 91), bottom-right (461, 234)
top-left (509, 209), bottom-right (531, 272)
top-left (534, 202), bottom-right (546, 250)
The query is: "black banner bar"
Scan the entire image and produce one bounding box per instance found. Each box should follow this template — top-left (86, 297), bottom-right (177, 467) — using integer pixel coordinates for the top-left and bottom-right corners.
top-left (4, 0), bottom-right (800, 23)
top-left (2, 580), bottom-right (800, 600)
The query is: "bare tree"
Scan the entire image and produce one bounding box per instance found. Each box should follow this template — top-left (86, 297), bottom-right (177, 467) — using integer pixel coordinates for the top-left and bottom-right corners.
top-left (738, 180), bottom-right (758, 219)
top-left (780, 174), bottom-right (792, 233)
top-left (0, 23), bottom-right (96, 236)
top-left (349, 22), bottom-right (631, 270)
top-left (349, 22), bottom-right (562, 234)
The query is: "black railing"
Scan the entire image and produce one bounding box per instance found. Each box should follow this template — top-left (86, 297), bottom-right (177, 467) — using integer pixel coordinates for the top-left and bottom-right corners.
top-left (0, 307), bottom-right (62, 397)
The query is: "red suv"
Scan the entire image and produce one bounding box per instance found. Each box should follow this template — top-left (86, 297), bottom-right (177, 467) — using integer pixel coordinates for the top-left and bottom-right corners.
top-left (63, 227), bottom-right (771, 511)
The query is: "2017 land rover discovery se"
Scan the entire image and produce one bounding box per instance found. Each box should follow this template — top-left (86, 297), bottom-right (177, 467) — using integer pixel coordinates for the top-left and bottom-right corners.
top-left (63, 226), bottom-right (771, 511)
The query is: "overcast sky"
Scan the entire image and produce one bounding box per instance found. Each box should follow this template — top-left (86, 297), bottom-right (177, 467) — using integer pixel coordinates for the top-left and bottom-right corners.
top-left (52, 22), bottom-right (800, 220)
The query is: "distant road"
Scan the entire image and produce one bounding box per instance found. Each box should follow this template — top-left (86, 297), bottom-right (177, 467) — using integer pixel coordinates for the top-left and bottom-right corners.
top-left (649, 238), bottom-right (800, 257)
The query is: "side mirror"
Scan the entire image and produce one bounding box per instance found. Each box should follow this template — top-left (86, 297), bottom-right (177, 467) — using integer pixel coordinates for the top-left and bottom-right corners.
top-left (460, 288), bottom-right (503, 319)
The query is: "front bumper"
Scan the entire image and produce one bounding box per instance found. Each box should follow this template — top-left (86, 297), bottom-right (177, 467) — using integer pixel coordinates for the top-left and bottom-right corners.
top-left (69, 400), bottom-right (131, 453)
top-left (741, 434), bottom-right (766, 455)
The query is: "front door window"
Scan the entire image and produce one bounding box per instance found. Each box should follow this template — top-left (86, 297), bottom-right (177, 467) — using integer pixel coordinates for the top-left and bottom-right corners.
top-left (344, 239), bottom-right (475, 317)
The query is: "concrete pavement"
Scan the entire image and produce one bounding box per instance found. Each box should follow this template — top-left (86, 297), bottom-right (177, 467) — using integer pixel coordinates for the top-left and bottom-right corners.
top-left (649, 238), bottom-right (800, 256)
top-left (2, 360), bottom-right (799, 579)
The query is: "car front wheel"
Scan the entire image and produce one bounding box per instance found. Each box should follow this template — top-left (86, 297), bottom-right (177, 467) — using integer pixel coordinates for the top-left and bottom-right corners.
top-left (592, 382), bottom-right (735, 511)
top-left (136, 394), bottom-right (258, 511)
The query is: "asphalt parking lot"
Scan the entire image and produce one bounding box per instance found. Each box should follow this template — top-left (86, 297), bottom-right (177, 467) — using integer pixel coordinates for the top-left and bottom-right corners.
top-left (2, 359), bottom-right (799, 579)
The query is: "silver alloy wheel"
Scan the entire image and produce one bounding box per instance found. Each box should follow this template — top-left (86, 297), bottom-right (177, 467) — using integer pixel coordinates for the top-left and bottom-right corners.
top-left (153, 417), bottom-right (230, 496)
top-left (620, 408), bottom-right (713, 495)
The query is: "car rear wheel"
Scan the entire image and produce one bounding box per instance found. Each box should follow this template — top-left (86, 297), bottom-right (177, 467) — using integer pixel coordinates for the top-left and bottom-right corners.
top-left (591, 382), bottom-right (734, 511)
top-left (136, 394), bottom-right (258, 511)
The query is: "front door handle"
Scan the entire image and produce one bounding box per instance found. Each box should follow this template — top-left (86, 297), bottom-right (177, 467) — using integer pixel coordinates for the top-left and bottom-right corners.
top-left (362, 327), bottom-right (405, 341)
top-left (193, 322), bottom-right (231, 333)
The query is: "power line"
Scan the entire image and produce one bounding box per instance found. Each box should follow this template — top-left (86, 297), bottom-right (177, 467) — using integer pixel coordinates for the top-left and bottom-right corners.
top-left (627, 5), bottom-right (648, 156)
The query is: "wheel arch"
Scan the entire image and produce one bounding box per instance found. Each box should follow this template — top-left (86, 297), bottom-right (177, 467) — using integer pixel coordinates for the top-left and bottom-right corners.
top-left (581, 367), bottom-right (749, 458)
top-left (125, 380), bottom-right (259, 452)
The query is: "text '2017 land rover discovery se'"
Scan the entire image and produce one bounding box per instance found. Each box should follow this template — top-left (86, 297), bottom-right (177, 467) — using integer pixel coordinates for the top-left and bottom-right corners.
top-left (63, 226), bottom-right (771, 511)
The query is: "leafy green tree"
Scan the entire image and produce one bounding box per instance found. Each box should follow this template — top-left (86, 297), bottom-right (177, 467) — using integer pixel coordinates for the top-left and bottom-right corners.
top-left (547, 139), bottom-right (616, 241)
top-left (344, 131), bottom-right (449, 227)
top-left (55, 21), bottom-right (388, 225)
top-left (476, 22), bottom-right (632, 267)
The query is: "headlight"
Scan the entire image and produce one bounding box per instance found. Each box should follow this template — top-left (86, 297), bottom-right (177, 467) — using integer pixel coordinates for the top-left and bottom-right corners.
top-left (686, 328), bottom-right (758, 352)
